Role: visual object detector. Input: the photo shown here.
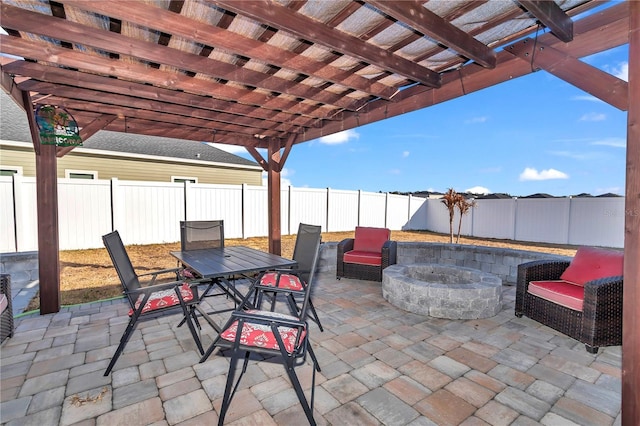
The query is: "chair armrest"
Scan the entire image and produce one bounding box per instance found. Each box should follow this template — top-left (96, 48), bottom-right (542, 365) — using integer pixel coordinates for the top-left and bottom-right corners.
top-left (515, 259), bottom-right (570, 313)
top-left (381, 240), bottom-right (397, 268)
top-left (336, 238), bottom-right (355, 260)
top-left (583, 275), bottom-right (624, 316)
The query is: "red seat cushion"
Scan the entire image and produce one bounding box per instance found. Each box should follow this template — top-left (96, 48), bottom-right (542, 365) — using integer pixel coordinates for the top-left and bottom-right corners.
top-left (528, 280), bottom-right (584, 311)
top-left (560, 246), bottom-right (624, 287)
top-left (259, 272), bottom-right (304, 290)
top-left (353, 227), bottom-right (390, 253)
top-left (219, 310), bottom-right (306, 354)
top-left (343, 250), bottom-right (382, 266)
top-left (129, 283), bottom-right (194, 316)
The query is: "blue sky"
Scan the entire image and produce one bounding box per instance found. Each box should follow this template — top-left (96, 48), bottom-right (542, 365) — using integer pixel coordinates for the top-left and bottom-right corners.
top-left (219, 44), bottom-right (629, 197)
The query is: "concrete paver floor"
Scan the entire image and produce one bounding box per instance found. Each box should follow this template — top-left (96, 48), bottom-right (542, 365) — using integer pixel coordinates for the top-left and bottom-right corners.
top-left (0, 273), bottom-right (621, 425)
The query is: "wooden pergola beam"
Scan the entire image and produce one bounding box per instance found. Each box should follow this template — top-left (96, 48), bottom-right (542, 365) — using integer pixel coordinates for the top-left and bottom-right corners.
top-left (213, 0), bottom-right (442, 88)
top-left (518, 0), bottom-right (573, 42)
top-left (366, 0), bottom-right (496, 68)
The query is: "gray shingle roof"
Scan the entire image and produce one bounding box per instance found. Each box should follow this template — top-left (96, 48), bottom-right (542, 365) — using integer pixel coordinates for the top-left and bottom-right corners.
top-left (1, 90), bottom-right (259, 168)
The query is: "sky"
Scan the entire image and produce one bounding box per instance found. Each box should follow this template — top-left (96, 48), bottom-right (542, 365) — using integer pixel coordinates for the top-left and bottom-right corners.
top-left (217, 35), bottom-right (629, 198)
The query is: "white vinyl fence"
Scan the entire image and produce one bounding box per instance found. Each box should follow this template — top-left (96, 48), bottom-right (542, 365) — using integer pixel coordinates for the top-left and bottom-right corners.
top-left (0, 175), bottom-right (625, 252)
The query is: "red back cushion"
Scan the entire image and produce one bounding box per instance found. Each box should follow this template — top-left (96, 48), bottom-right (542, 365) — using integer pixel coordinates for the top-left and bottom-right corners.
top-left (560, 246), bottom-right (624, 286)
top-left (353, 226), bottom-right (390, 253)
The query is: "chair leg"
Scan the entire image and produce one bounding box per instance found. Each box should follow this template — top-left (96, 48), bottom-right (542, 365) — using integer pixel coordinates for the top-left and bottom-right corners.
top-left (104, 316), bottom-right (138, 376)
top-left (286, 294), bottom-right (324, 332)
top-left (181, 303), bottom-right (205, 355)
top-left (218, 350), bottom-right (251, 426)
top-left (282, 356), bottom-right (317, 426)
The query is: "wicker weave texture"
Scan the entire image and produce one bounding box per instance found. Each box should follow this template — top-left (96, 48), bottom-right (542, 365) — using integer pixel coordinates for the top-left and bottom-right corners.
top-left (1, 274), bottom-right (14, 342)
top-left (336, 239), bottom-right (397, 282)
top-left (515, 260), bottom-right (623, 352)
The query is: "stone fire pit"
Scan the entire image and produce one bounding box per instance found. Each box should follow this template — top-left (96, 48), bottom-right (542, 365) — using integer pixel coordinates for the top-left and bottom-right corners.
top-left (382, 263), bottom-right (502, 319)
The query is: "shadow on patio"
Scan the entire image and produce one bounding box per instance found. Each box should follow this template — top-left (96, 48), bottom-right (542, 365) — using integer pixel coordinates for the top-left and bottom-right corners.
top-left (0, 273), bottom-right (622, 425)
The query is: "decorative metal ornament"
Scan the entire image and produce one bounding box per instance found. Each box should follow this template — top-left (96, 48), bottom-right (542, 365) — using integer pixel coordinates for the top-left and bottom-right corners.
top-left (34, 105), bottom-right (82, 147)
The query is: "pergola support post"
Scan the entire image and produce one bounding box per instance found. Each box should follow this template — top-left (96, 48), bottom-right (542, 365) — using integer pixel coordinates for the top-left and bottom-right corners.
top-left (21, 90), bottom-right (60, 314)
top-left (622, 1), bottom-right (640, 423)
top-left (267, 138), bottom-right (282, 255)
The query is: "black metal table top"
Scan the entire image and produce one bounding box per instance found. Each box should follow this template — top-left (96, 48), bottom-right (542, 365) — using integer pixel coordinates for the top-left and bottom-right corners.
top-left (170, 246), bottom-right (296, 279)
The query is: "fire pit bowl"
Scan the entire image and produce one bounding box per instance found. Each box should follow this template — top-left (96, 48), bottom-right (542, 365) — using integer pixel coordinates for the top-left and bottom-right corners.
top-left (382, 263), bottom-right (502, 319)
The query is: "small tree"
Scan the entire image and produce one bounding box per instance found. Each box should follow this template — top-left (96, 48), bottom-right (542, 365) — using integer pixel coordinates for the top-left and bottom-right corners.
top-left (455, 196), bottom-right (476, 243)
top-left (441, 188), bottom-right (458, 243)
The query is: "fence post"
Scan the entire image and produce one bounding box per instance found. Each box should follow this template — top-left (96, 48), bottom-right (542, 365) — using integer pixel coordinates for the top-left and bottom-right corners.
top-left (357, 190), bottom-right (361, 226)
top-left (110, 178), bottom-right (121, 232)
top-left (326, 187), bottom-right (330, 232)
top-left (241, 183), bottom-right (247, 239)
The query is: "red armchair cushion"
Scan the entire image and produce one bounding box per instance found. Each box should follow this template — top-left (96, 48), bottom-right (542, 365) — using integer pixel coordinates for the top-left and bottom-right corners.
top-left (353, 227), bottom-right (390, 253)
top-left (528, 280), bottom-right (584, 311)
top-left (560, 246), bottom-right (624, 287)
top-left (129, 283), bottom-right (194, 316)
top-left (343, 250), bottom-right (382, 266)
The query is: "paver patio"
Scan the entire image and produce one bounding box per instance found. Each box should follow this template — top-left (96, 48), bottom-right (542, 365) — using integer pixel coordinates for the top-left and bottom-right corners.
top-left (0, 273), bottom-right (622, 425)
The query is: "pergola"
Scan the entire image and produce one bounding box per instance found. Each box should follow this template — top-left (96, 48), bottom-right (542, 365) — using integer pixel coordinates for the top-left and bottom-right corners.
top-left (1, 0), bottom-right (638, 421)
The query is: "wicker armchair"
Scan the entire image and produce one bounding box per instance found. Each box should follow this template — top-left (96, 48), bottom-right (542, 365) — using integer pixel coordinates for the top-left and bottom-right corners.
top-left (1, 274), bottom-right (14, 343)
top-left (515, 247), bottom-right (623, 353)
top-left (337, 226), bottom-right (397, 282)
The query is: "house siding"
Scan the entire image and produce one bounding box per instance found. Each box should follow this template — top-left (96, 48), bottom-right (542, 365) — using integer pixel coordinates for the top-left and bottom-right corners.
top-left (0, 145), bottom-right (262, 185)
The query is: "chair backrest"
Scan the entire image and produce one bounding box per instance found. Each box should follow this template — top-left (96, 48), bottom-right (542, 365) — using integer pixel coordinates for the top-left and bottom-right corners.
top-left (180, 220), bottom-right (224, 251)
top-left (291, 223), bottom-right (322, 311)
top-left (353, 226), bottom-right (390, 253)
top-left (102, 230), bottom-right (140, 305)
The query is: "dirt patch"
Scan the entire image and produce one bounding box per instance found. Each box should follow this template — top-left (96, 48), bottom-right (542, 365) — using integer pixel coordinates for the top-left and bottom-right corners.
top-left (26, 230), bottom-right (578, 310)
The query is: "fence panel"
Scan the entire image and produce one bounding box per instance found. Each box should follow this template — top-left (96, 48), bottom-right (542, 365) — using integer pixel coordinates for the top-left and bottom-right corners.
top-left (515, 198), bottom-right (571, 244)
top-left (58, 179), bottom-right (112, 250)
top-left (472, 199), bottom-right (516, 240)
top-left (289, 187), bottom-right (328, 233)
top-left (359, 192), bottom-right (387, 227)
top-left (568, 197), bottom-right (625, 248)
top-left (327, 189), bottom-right (359, 232)
top-left (242, 185), bottom-right (268, 238)
top-left (0, 177), bottom-right (16, 252)
top-left (386, 194), bottom-right (409, 230)
top-left (405, 196), bottom-right (427, 230)
top-left (13, 175), bottom-right (38, 252)
top-left (424, 199), bottom-right (452, 235)
top-left (186, 183), bottom-right (244, 239)
top-left (115, 180), bottom-right (184, 245)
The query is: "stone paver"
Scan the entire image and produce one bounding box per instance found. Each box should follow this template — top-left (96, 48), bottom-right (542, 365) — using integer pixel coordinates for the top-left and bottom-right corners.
top-left (0, 274), bottom-right (622, 425)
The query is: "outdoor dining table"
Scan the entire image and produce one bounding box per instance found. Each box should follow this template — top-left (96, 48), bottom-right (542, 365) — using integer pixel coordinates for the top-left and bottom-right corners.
top-left (169, 245), bottom-right (297, 332)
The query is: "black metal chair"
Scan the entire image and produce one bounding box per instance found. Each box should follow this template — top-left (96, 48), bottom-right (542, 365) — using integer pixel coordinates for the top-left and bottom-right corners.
top-left (200, 223), bottom-right (322, 426)
top-left (102, 230), bottom-right (204, 376)
top-left (252, 222), bottom-right (324, 331)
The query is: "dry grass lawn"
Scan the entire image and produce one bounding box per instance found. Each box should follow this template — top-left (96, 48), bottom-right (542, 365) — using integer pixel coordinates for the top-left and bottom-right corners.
top-left (27, 230), bottom-right (579, 311)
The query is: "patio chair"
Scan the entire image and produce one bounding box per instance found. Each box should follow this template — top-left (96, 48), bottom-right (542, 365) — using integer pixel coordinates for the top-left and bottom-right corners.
top-left (1, 274), bottom-right (14, 343)
top-left (179, 220), bottom-right (241, 312)
top-left (102, 230), bottom-right (204, 375)
top-left (200, 223), bottom-right (322, 426)
top-left (252, 222), bottom-right (324, 331)
top-left (337, 226), bottom-right (397, 282)
top-left (515, 246), bottom-right (624, 353)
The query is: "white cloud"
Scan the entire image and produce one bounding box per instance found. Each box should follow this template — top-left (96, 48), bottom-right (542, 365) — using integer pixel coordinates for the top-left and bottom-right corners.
top-left (389, 169), bottom-right (402, 175)
top-left (572, 95), bottom-right (603, 103)
top-left (402, 151), bottom-right (410, 158)
top-left (611, 62), bottom-right (628, 81)
top-left (549, 150), bottom-right (601, 161)
top-left (465, 116), bottom-right (488, 124)
top-left (519, 167), bottom-right (569, 181)
top-left (591, 137), bottom-right (626, 148)
top-left (319, 129), bottom-right (359, 145)
top-left (261, 168), bottom-right (292, 187)
top-left (579, 112), bottom-right (606, 122)
top-left (465, 186), bottom-right (490, 195)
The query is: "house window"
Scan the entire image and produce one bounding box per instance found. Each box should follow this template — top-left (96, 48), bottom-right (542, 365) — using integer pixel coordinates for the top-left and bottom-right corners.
top-left (66, 170), bottom-right (97, 179)
top-left (172, 176), bottom-right (197, 184)
top-left (0, 166), bottom-right (22, 176)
